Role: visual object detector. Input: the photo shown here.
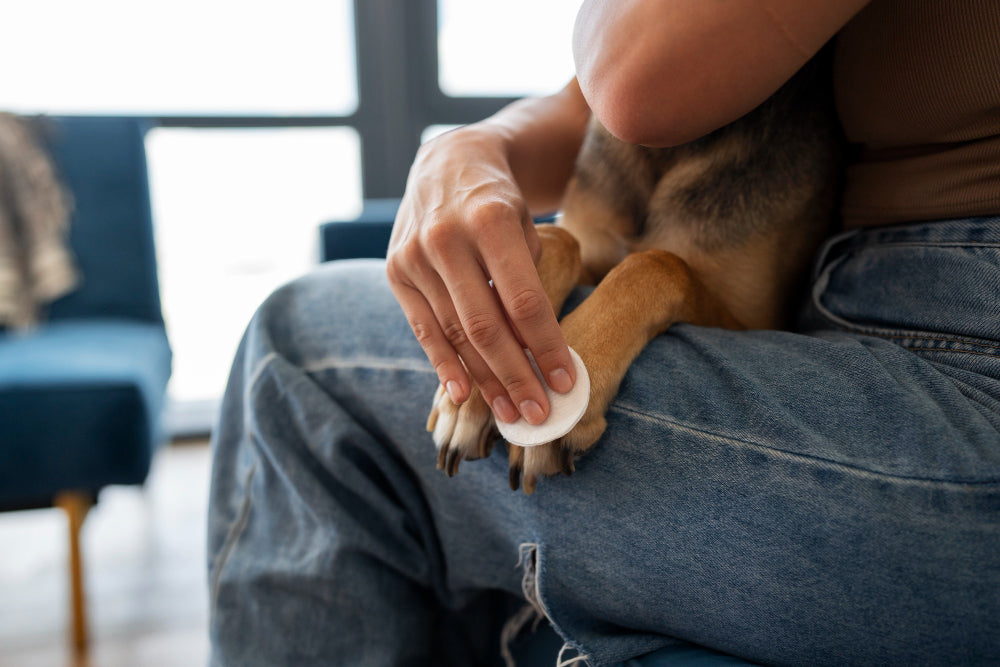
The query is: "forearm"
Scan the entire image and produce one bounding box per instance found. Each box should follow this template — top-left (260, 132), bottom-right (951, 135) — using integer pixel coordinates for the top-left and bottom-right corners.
top-left (455, 79), bottom-right (591, 216)
top-left (573, 0), bottom-right (869, 147)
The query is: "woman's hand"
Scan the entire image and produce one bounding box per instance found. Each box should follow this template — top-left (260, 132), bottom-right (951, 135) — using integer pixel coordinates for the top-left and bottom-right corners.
top-left (387, 126), bottom-right (576, 425)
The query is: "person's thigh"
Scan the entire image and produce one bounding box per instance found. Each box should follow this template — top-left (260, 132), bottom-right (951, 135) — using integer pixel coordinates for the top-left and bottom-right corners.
top-left (209, 219), bottom-right (1000, 666)
top-left (527, 219), bottom-right (1000, 664)
top-left (523, 326), bottom-right (999, 665)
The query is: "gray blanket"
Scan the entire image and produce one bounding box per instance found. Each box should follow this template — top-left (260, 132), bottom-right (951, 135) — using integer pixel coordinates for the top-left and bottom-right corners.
top-left (0, 113), bottom-right (77, 329)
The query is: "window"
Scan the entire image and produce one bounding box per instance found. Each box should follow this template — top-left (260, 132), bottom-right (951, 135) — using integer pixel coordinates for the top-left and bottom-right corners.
top-left (1, 0), bottom-right (361, 435)
top-left (1, 0), bottom-right (356, 116)
top-left (1, 0), bottom-right (584, 436)
top-left (147, 128), bottom-right (361, 420)
top-left (438, 0), bottom-right (583, 97)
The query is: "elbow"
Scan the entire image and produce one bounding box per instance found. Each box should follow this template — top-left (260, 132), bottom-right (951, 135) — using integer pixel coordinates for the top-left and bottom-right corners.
top-left (575, 36), bottom-right (711, 147)
top-left (572, 1), bottom-right (775, 148)
top-left (578, 68), bottom-right (698, 148)
top-left (573, 5), bottom-right (687, 147)
top-left (587, 86), bottom-right (665, 147)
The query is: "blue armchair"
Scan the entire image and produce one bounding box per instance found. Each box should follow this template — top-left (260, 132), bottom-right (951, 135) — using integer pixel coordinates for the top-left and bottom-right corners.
top-left (319, 202), bottom-right (749, 666)
top-left (0, 116), bottom-right (172, 653)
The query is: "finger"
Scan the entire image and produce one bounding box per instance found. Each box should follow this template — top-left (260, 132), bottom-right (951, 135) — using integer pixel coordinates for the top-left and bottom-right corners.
top-left (389, 216), bottom-right (520, 419)
top-left (404, 265), bottom-right (520, 422)
top-left (421, 278), bottom-right (524, 424)
top-left (482, 228), bottom-right (576, 395)
top-left (388, 278), bottom-right (471, 405)
top-left (389, 245), bottom-right (517, 411)
top-left (437, 253), bottom-right (552, 425)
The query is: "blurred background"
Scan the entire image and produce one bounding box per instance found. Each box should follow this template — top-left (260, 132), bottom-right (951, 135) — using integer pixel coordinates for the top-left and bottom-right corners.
top-left (0, 1), bottom-right (581, 664)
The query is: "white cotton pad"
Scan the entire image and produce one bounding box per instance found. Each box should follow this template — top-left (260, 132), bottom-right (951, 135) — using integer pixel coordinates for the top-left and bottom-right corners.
top-left (496, 347), bottom-right (591, 447)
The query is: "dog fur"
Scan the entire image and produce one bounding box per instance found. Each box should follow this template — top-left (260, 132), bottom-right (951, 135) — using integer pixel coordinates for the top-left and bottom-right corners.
top-left (428, 53), bottom-right (842, 494)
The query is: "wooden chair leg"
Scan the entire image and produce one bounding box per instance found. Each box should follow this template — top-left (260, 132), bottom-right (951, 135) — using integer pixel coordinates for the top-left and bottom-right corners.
top-left (54, 491), bottom-right (94, 657)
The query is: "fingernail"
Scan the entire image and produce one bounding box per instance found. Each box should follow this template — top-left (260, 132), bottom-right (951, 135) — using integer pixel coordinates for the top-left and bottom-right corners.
top-left (446, 380), bottom-right (462, 404)
top-left (548, 367), bottom-right (573, 393)
top-left (492, 395), bottom-right (519, 423)
top-left (519, 399), bottom-right (545, 425)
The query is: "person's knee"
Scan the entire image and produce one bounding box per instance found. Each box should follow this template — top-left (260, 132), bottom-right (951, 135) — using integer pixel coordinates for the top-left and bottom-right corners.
top-left (246, 260), bottom-right (394, 366)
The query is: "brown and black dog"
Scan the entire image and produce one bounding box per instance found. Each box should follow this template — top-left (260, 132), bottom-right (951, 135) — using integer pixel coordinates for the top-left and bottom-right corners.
top-left (428, 53), bottom-right (842, 494)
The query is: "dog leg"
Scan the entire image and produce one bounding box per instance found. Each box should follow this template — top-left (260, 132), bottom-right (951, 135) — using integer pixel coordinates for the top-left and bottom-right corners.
top-left (428, 225), bottom-right (583, 475)
top-left (511, 248), bottom-right (743, 494)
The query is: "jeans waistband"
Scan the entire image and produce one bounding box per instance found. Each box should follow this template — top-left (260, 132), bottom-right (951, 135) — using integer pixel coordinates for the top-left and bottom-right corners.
top-left (813, 216), bottom-right (1000, 281)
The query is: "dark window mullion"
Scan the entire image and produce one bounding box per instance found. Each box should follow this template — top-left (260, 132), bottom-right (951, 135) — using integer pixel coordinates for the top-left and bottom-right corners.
top-left (354, 0), bottom-right (429, 199)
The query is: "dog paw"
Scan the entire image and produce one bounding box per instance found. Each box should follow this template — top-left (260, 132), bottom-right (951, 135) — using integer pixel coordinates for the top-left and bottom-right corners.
top-left (426, 383), bottom-right (497, 477)
top-left (507, 411), bottom-right (607, 495)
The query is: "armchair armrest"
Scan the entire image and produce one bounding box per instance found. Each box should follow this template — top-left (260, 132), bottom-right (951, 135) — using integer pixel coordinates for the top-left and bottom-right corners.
top-left (319, 198), bottom-right (399, 262)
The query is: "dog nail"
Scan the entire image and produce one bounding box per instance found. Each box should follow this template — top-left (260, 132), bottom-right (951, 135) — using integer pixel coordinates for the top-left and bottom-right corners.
top-left (446, 450), bottom-right (461, 477)
top-left (478, 430), bottom-right (493, 459)
top-left (523, 475), bottom-right (537, 495)
top-left (559, 447), bottom-right (574, 476)
top-left (436, 444), bottom-right (449, 471)
top-left (548, 367), bottom-right (573, 393)
top-left (509, 465), bottom-right (522, 491)
top-left (519, 400), bottom-right (545, 425)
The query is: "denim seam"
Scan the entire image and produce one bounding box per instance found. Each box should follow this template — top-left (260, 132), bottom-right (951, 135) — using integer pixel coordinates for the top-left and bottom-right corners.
top-left (818, 318), bottom-right (1000, 359)
top-left (898, 345), bottom-right (1000, 360)
top-left (608, 402), bottom-right (1000, 488)
top-left (302, 355), bottom-right (435, 375)
top-left (209, 462), bottom-right (257, 614)
top-left (885, 334), bottom-right (1000, 352)
top-left (246, 352), bottom-right (280, 395)
top-left (844, 241), bottom-right (1000, 249)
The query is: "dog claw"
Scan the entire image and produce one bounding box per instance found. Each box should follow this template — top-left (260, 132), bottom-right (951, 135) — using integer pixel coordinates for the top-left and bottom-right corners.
top-left (559, 445), bottom-right (575, 476)
top-left (523, 474), bottom-right (538, 496)
top-left (478, 428), bottom-right (496, 460)
top-left (445, 449), bottom-right (461, 477)
top-left (509, 462), bottom-right (522, 491)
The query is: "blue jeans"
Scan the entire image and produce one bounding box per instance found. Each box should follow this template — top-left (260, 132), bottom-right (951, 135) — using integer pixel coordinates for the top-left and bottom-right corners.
top-left (208, 218), bottom-right (1000, 666)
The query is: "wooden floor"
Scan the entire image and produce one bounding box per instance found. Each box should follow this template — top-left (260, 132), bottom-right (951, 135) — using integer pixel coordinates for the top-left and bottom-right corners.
top-left (0, 441), bottom-right (213, 667)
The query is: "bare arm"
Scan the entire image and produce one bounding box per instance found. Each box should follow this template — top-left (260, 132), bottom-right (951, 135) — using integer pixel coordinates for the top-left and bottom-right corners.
top-left (389, 0), bottom-right (869, 427)
top-left (573, 0), bottom-right (870, 146)
top-left (484, 78), bottom-right (591, 216)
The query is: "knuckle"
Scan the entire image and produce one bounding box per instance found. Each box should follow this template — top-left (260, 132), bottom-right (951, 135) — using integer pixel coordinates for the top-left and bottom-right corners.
top-left (442, 319), bottom-right (470, 348)
top-left (409, 319), bottom-right (434, 345)
top-left (529, 343), bottom-right (564, 369)
top-left (432, 358), bottom-right (452, 377)
top-left (385, 243), bottom-right (422, 282)
top-left (506, 287), bottom-right (550, 323)
top-left (499, 373), bottom-right (534, 400)
top-left (468, 199), bottom-right (521, 231)
top-left (421, 220), bottom-right (456, 256)
top-left (395, 239), bottom-right (423, 266)
top-left (384, 254), bottom-right (405, 283)
top-left (464, 311), bottom-right (503, 349)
